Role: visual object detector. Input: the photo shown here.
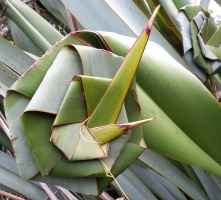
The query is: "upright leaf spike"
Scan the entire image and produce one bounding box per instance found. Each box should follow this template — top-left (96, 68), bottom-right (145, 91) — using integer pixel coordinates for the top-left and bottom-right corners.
top-left (87, 5), bottom-right (160, 128)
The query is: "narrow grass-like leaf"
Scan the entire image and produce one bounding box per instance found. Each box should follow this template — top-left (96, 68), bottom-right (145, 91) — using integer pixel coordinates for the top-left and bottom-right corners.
top-left (39, 0), bottom-right (69, 27)
top-left (4, 0), bottom-right (51, 52)
top-left (9, 19), bottom-right (43, 56)
top-left (193, 167), bottom-right (221, 200)
top-left (0, 151), bottom-right (48, 199)
top-left (113, 169), bottom-right (158, 200)
top-left (0, 128), bottom-right (12, 152)
top-left (138, 149), bottom-right (209, 200)
top-left (130, 164), bottom-right (176, 200)
top-left (0, 36), bottom-right (35, 75)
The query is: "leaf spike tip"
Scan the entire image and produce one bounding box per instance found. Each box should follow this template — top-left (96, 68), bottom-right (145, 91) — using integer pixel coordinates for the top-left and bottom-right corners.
top-left (144, 4), bottom-right (160, 34)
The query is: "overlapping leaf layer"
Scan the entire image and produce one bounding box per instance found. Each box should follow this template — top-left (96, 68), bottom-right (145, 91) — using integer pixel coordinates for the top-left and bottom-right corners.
top-left (4, 11), bottom-right (158, 194)
top-left (178, 5), bottom-right (221, 82)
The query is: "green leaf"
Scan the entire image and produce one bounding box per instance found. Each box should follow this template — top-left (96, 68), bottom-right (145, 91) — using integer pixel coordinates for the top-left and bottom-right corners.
top-left (178, 5), bottom-right (221, 80)
top-left (5, 24), bottom-right (151, 194)
top-left (0, 128), bottom-right (12, 152)
top-left (90, 119), bottom-right (152, 145)
top-left (199, 0), bottom-right (210, 10)
top-left (2, 0), bottom-right (63, 52)
top-left (62, 0), bottom-right (189, 67)
top-left (9, 19), bottom-right (43, 56)
top-left (0, 36), bottom-right (35, 76)
top-left (129, 164), bottom-right (185, 200)
top-left (4, 34), bottom-right (86, 180)
top-left (0, 151), bottom-right (48, 199)
top-left (193, 167), bottom-right (221, 200)
top-left (81, 31), bottom-right (221, 178)
top-left (87, 6), bottom-right (159, 127)
top-left (39, 0), bottom-right (69, 27)
top-left (0, 61), bottom-right (19, 88)
top-left (112, 168), bottom-right (158, 200)
top-left (51, 123), bottom-right (108, 161)
top-left (138, 149), bottom-right (209, 200)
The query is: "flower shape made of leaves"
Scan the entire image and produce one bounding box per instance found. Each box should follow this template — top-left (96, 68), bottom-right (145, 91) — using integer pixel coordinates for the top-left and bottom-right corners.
top-left (4, 7), bottom-right (160, 195)
top-left (177, 5), bottom-right (221, 82)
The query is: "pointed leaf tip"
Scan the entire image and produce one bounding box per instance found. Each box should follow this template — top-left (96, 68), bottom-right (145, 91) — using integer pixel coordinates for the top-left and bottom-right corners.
top-left (121, 118), bottom-right (154, 130)
top-left (144, 4), bottom-right (161, 34)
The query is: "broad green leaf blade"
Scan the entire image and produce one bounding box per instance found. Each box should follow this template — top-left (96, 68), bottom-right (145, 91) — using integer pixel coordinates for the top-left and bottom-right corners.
top-left (0, 61), bottom-right (19, 87)
top-left (10, 34), bottom-right (85, 98)
top-left (20, 112), bottom-right (62, 177)
top-left (87, 6), bottom-right (159, 128)
top-left (24, 47), bottom-right (82, 114)
top-left (138, 84), bottom-right (221, 176)
top-left (72, 125), bottom-right (107, 160)
top-left (80, 76), bottom-right (112, 116)
top-left (132, 0), bottom-right (152, 20)
top-left (4, 35), bottom-right (86, 179)
top-left (8, 36), bottom-right (143, 188)
top-left (138, 150), bottom-right (209, 200)
top-left (4, 17), bottom-right (157, 195)
top-left (152, 0), bottom-right (180, 32)
top-left (124, 77), bottom-right (144, 144)
top-left (21, 111), bottom-right (106, 178)
top-left (51, 123), bottom-right (107, 161)
top-left (51, 123), bottom-right (82, 160)
top-left (20, 47), bottom-right (83, 176)
top-left (53, 77), bottom-right (87, 126)
top-left (92, 31), bottom-right (221, 177)
top-left (4, 92), bottom-right (39, 180)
